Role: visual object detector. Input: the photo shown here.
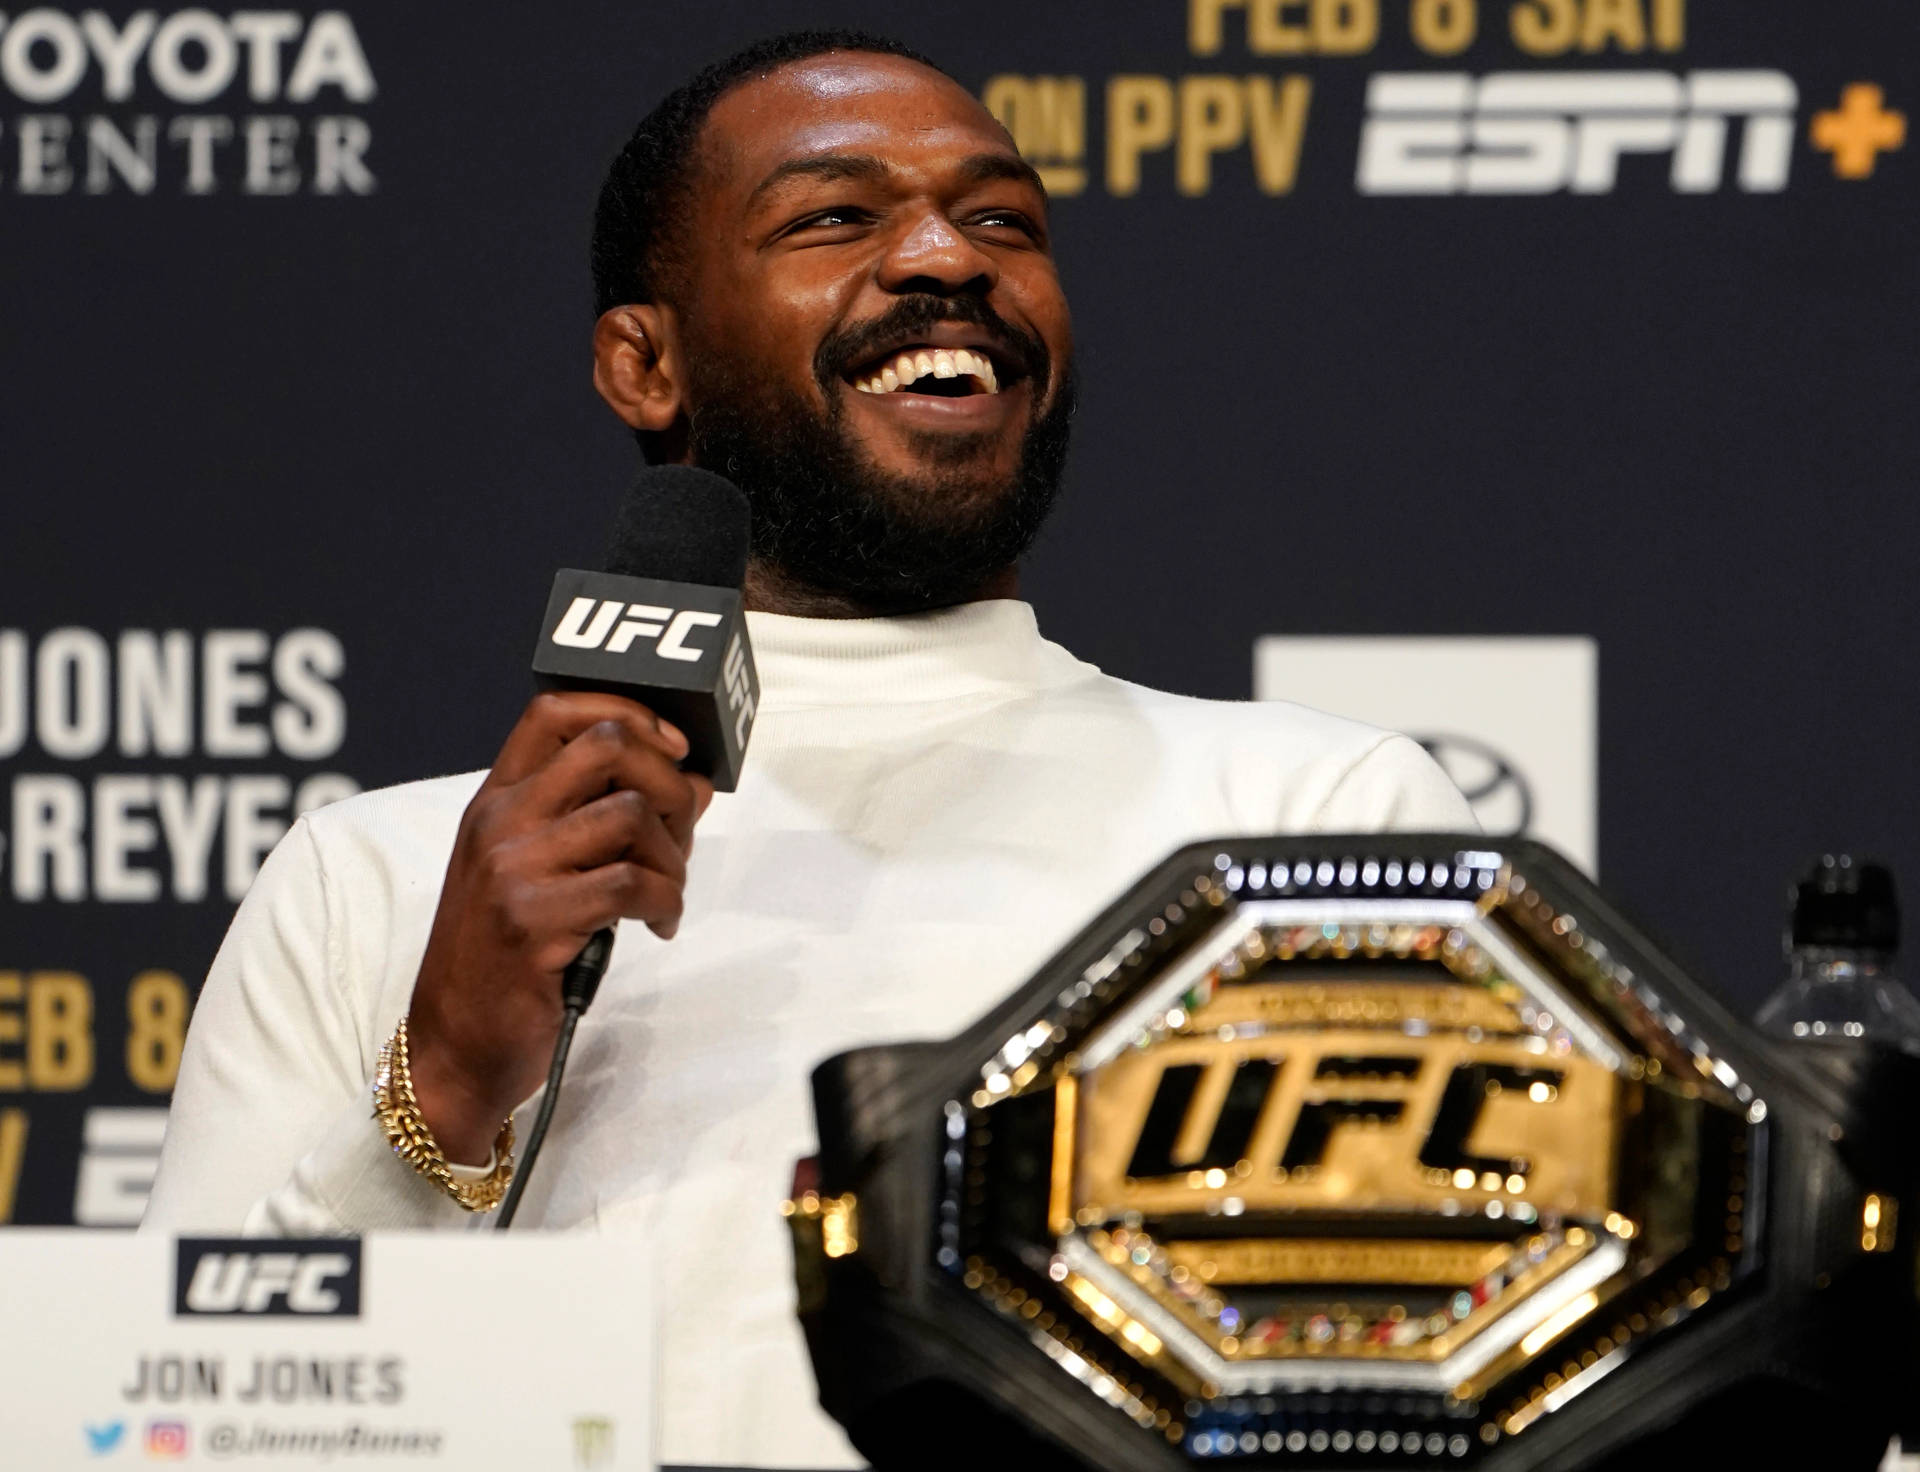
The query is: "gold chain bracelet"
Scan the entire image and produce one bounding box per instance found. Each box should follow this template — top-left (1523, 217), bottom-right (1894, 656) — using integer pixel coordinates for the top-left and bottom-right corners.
top-left (371, 1017), bottom-right (515, 1212)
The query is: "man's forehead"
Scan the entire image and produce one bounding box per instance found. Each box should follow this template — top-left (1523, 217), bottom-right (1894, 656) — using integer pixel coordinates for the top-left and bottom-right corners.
top-left (701, 53), bottom-right (1019, 199)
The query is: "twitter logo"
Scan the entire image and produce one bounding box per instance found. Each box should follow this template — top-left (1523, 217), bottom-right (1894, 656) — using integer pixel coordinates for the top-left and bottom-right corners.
top-left (84, 1421), bottom-right (125, 1455)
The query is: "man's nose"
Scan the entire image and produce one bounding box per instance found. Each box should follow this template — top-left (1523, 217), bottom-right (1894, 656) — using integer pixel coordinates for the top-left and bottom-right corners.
top-left (876, 208), bottom-right (998, 296)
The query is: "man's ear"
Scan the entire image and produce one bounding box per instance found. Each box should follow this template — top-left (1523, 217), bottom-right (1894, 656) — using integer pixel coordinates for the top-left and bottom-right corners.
top-left (592, 305), bottom-right (683, 434)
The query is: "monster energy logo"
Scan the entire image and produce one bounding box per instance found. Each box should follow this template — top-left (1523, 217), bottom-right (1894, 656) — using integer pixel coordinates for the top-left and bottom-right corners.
top-left (570, 1417), bottom-right (615, 1470)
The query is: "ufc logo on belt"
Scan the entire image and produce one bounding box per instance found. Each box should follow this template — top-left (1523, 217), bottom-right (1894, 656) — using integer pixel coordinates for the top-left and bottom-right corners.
top-left (1076, 1034), bottom-right (1616, 1221)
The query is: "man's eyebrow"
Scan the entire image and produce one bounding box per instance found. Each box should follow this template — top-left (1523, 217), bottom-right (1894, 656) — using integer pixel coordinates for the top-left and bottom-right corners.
top-left (743, 150), bottom-right (1049, 211)
top-left (954, 151), bottom-right (1048, 196)
top-left (745, 153), bottom-right (891, 210)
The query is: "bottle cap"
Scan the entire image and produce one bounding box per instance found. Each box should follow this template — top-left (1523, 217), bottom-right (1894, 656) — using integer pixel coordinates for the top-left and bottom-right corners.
top-left (1789, 855), bottom-right (1899, 953)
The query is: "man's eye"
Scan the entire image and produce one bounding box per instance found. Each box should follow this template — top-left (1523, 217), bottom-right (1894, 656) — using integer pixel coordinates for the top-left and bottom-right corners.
top-left (796, 207), bottom-right (868, 230)
top-left (971, 211), bottom-right (1040, 237)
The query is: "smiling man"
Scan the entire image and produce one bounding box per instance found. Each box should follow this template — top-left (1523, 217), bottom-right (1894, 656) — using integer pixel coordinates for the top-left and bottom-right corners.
top-left (589, 34), bottom-right (1074, 620)
top-left (145, 30), bottom-right (1473, 1471)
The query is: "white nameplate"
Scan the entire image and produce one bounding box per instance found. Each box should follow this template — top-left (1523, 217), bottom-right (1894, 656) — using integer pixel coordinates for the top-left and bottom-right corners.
top-left (0, 1231), bottom-right (653, 1470)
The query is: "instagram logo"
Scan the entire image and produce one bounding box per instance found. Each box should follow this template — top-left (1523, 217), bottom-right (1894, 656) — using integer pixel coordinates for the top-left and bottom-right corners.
top-left (144, 1421), bottom-right (189, 1459)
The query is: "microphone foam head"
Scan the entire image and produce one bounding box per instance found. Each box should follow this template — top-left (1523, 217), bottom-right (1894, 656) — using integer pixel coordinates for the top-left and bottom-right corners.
top-left (604, 465), bottom-right (752, 589)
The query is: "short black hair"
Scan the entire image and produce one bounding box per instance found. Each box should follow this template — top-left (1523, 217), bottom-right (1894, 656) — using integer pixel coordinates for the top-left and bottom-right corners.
top-left (590, 29), bottom-right (950, 317)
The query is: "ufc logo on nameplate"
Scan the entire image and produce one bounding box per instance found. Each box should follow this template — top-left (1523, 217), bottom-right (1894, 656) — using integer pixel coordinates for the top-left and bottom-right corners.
top-left (550, 597), bottom-right (723, 664)
top-left (174, 1238), bottom-right (362, 1317)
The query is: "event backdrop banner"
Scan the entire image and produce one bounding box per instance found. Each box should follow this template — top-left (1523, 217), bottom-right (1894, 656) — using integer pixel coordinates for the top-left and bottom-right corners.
top-left (2, 2), bottom-right (1914, 1224)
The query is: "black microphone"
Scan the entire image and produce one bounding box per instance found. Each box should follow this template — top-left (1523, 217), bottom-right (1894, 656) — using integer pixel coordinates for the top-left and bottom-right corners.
top-left (496, 466), bottom-right (756, 1228)
top-left (534, 464), bottom-right (759, 794)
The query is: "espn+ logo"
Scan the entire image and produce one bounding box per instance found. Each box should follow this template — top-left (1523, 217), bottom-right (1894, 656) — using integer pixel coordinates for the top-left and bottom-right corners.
top-left (1360, 70), bottom-right (1796, 195)
top-left (173, 1238), bottom-right (361, 1317)
top-left (550, 597), bottom-right (724, 665)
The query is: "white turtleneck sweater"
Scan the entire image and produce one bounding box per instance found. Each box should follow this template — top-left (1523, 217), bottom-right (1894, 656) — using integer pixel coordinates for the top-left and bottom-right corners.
top-left (144, 601), bottom-right (1472, 1469)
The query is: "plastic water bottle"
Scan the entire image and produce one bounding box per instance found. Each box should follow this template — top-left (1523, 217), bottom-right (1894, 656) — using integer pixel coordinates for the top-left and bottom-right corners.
top-left (1754, 855), bottom-right (1920, 1052)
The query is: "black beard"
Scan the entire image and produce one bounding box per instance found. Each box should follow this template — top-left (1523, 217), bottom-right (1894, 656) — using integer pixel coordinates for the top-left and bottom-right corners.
top-left (682, 297), bottom-right (1075, 615)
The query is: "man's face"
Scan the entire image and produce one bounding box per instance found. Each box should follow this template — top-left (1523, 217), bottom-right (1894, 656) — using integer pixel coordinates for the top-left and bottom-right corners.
top-left (669, 53), bottom-right (1076, 612)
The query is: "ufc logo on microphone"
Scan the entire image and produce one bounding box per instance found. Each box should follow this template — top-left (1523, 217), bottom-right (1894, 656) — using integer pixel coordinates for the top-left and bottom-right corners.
top-left (721, 633), bottom-right (757, 746)
top-left (550, 596), bottom-right (724, 664)
top-left (174, 1239), bottom-right (362, 1317)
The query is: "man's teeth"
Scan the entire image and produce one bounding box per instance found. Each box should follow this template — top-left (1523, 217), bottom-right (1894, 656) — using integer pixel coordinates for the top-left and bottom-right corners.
top-left (853, 347), bottom-right (1000, 395)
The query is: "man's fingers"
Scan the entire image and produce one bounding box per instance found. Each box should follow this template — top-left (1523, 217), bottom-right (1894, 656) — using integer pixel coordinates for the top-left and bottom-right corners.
top-left (537, 790), bottom-right (687, 887)
top-left (514, 719), bottom-right (702, 840)
top-left (486, 691), bottom-right (688, 788)
top-left (668, 773), bottom-right (713, 852)
top-left (532, 864), bottom-right (685, 967)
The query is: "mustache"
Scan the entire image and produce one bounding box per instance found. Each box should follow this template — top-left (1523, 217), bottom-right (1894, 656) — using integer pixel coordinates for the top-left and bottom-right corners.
top-left (813, 295), bottom-right (1050, 392)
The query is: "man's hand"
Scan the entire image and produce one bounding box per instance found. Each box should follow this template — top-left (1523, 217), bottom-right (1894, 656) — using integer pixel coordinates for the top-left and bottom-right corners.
top-left (405, 691), bottom-right (714, 1163)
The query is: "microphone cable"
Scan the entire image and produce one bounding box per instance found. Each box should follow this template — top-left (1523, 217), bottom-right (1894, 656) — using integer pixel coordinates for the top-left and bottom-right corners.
top-left (490, 461), bottom-right (755, 1229)
top-left (494, 925), bottom-right (615, 1229)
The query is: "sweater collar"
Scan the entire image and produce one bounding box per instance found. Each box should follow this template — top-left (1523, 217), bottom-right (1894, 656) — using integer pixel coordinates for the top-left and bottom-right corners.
top-left (744, 599), bottom-right (1093, 709)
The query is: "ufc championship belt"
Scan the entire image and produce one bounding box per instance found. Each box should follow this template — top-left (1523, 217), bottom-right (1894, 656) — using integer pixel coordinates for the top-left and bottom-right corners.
top-left (788, 838), bottom-right (1920, 1470)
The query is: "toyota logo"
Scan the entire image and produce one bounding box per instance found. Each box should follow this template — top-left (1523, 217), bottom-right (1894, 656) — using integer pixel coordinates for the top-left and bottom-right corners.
top-left (1414, 734), bottom-right (1534, 835)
